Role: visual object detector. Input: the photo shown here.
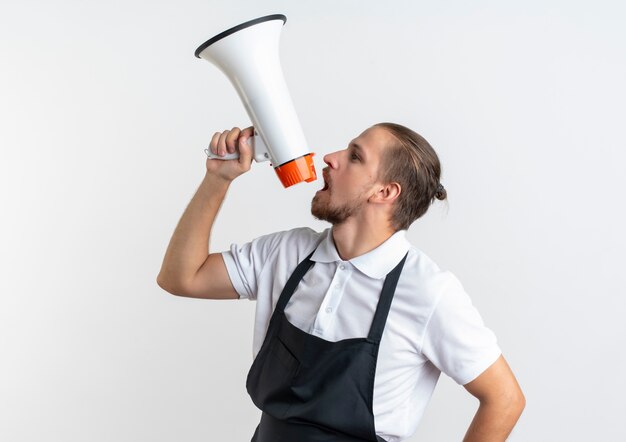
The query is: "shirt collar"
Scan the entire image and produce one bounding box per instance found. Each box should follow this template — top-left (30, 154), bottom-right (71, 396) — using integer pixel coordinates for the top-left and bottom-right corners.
top-left (311, 228), bottom-right (410, 279)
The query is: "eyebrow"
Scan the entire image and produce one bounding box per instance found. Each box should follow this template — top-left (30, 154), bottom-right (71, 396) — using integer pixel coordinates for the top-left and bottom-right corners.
top-left (350, 142), bottom-right (366, 158)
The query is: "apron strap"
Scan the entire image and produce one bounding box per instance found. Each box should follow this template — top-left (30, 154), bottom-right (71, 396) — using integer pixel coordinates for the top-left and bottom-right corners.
top-left (367, 252), bottom-right (409, 343)
top-left (275, 250), bottom-right (316, 313)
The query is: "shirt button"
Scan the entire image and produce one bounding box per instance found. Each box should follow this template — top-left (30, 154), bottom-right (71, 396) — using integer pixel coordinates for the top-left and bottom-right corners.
top-left (339, 264), bottom-right (346, 270)
top-left (325, 306), bottom-right (333, 313)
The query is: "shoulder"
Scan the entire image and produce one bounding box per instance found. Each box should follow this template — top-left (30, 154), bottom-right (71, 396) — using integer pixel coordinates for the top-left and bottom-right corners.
top-left (403, 247), bottom-right (492, 338)
top-left (232, 226), bottom-right (324, 261)
top-left (392, 244), bottom-right (473, 320)
top-left (276, 226), bottom-right (323, 245)
top-left (256, 226), bottom-right (322, 251)
top-left (402, 245), bottom-right (458, 295)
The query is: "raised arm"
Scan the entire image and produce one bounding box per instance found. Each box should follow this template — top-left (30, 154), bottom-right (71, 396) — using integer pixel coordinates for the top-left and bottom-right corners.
top-left (462, 355), bottom-right (526, 441)
top-left (156, 126), bottom-right (253, 299)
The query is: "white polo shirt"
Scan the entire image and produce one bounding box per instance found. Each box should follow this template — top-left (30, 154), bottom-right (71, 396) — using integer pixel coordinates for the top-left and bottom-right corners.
top-left (222, 227), bottom-right (501, 442)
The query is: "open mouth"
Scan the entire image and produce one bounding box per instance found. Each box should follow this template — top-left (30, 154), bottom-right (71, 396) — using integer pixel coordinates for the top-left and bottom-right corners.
top-left (319, 170), bottom-right (330, 192)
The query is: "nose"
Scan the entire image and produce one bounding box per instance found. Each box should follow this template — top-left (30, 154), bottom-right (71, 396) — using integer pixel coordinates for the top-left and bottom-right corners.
top-left (323, 150), bottom-right (340, 169)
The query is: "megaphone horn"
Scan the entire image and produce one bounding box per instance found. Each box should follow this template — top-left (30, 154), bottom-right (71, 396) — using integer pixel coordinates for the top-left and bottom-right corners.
top-left (195, 14), bottom-right (317, 188)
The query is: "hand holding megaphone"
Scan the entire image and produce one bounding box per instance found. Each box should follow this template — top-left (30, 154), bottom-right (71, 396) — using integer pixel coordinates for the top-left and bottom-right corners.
top-left (204, 126), bottom-right (272, 163)
top-left (204, 126), bottom-right (254, 182)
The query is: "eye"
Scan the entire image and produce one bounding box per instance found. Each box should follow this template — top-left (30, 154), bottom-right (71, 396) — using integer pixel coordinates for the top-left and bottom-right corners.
top-left (350, 151), bottom-right (360, 161)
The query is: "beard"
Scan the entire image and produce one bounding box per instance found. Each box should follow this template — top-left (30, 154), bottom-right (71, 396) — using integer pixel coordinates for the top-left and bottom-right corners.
top-left (311, 192), bottom-right (364, 225)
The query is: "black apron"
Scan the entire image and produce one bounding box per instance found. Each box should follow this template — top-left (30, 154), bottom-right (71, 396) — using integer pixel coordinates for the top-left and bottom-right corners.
top-left (246, 249), bottom-right (408, 442)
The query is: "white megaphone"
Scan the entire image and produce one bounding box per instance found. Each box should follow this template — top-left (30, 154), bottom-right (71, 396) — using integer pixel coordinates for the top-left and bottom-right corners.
top-left (195, 14), bottom-right (317, 188)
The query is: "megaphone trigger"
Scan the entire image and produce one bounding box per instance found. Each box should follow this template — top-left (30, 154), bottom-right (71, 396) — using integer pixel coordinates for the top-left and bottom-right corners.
top-left (250, 135), bottom-right (271, 163)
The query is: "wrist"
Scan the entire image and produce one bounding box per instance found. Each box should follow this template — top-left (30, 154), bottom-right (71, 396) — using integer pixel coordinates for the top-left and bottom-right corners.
top-left (202, 172), bottom-right (233, 191)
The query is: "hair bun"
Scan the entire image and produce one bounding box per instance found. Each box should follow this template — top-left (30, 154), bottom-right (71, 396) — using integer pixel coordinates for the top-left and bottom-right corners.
top-left (435, 183), bottom-right (447, 201)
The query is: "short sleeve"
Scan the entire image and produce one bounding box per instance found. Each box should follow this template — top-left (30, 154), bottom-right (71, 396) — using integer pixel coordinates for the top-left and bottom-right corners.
top-left (221, 231), bottom-right (283, 300)
top-left (421, 273), bottom-right (502, 385)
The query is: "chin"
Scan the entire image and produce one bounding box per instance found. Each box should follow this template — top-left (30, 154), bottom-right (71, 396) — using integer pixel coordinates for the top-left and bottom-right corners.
top-left (311, 197), bottom-right (329, 221)
top-left (310, 199), bottom-right (324, 220)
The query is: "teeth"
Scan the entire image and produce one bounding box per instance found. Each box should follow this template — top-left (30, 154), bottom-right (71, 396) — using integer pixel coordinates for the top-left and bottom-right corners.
top-left (321, 171), bottom-right (330, 191)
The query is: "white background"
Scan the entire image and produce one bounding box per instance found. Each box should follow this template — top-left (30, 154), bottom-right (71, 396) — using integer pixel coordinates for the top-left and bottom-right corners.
top-left (1, 0), bottom-right (625, 440)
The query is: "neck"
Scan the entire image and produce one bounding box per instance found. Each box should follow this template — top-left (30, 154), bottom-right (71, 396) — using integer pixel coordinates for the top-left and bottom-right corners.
top-left (330, 218), bottom-right (396, 261)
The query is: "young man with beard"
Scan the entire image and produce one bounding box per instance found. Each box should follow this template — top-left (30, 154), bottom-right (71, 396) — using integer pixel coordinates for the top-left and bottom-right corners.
top-left (157, 123), bottom-right (525, 442)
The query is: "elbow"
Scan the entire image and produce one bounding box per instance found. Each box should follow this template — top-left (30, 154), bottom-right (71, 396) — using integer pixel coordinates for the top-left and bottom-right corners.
top-left (156, 274), bottom-right (185, 296)
top-left (503, 386), bottom-right (526, 418)
top-left (509, 381), bottom-right (526, 410)
top-left (515, 389), bottom-right (526, 415)
top-left (156, 274), bottom-right (172, 293)
top-left (481, 385), bottom-right (526, 419)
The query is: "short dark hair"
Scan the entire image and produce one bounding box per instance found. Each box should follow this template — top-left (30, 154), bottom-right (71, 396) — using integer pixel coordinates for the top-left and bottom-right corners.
top-left (375, 122), bottom-right (447, 230)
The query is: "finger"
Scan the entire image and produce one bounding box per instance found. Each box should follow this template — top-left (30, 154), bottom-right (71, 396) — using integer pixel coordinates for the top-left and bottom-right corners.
top-left (239, 126), bottom-right (254, 151)
top-left (225, 127), bottom-right (241, 154)
top-left (217, 130), bottom-right (229, 156)
top-left (242, 126), bottom-right (255, 139)
top-left (238, 132), bottom-right (254, 169)
top-left (210, 132), bottom-right (221, 155)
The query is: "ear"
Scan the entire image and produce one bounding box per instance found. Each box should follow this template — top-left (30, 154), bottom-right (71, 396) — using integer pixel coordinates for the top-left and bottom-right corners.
top-left (369, 182), bottom-right (401, 205)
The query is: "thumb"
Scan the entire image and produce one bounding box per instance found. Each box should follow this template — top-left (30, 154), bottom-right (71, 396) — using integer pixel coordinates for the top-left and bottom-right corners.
top-left (238, 132), bottom-right (254, 166)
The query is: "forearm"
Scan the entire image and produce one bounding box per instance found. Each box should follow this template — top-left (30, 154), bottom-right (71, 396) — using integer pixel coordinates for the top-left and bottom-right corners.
top-left (157, 173), bottom-right (231, 288)
top-left (463, 398), bottom-right (524, 442)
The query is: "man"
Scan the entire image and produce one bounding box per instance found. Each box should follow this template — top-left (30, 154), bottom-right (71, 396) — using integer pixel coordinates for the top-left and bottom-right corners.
top-left (157, 123), bottom-right (525, 441)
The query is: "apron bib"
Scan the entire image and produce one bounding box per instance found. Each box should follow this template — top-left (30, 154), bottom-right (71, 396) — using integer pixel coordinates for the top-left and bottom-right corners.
top-left (246, 250), bottom-right (408, 442)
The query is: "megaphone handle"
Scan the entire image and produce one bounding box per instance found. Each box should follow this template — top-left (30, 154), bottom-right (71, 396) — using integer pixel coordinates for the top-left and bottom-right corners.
top-left (204, 148), bottom-right (239, 161)
top-left (203, 135), bottom-right (271, 163)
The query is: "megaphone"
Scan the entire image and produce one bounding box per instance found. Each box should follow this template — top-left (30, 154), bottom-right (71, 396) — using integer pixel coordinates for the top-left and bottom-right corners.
top-left (195, 14), bottom-right (317, 188)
